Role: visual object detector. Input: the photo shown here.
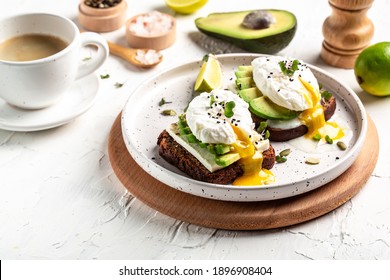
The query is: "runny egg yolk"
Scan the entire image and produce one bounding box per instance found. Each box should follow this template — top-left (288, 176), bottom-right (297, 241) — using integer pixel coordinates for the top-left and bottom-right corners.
top-left (298, 77), bottom-right (344, 141)
top-left (231, 125), bottom-right (275, 186)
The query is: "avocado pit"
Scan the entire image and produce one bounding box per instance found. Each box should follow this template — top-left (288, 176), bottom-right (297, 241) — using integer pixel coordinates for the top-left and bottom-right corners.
top-left (242, 10), bottom-right (275, 30)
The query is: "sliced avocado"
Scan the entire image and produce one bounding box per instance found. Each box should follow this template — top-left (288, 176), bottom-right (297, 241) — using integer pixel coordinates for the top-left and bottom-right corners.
top-left (185, 133), bottom-right (198, 143)
top-left (235, 70), bottom-right (253, 78)
top-left (236, 77), bottom-right (255, 90)
top-left (214, 144), bottom-right (231, 155)
top-left (238, 65), bottom-right (253, 71)
top-left (238, 87), bottom-right (262, 103)
top-left (215, 153), bottom-right (240, 167)
top-left (249, 96), bottom-right (298, 120)
top-left (195, 10), bottom-right (297, 54)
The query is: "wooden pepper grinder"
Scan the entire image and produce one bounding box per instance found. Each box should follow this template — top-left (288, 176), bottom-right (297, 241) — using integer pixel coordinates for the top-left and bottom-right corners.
top-left (321, 0), bottom-right (375, 68)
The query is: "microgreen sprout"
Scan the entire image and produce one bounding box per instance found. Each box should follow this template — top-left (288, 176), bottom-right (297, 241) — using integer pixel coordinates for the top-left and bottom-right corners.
top-left (224, 101), bottom-right (236, 118)
top-left (209, 94), bottom-right (216, 107)
top-left (114, 82), bottom-right (124, 88)
top-left (159, 98), bottom-right (172, 106)
top-left (279, 59), bottom-right (300, 76)
top-left (321, 90), bottom-right (333, 101)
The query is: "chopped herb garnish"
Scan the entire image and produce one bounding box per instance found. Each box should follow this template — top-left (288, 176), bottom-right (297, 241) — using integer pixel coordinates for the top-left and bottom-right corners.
top-left (159, 98), bottom-right (172, 106)
top-left (312, 133), bottom-right (321, 141)
top-left (114, 82), bottom-right (124, 88)
top-left (321, 90), bottom-right (333, 100)
top-left (209, 94), bottom-right (216, 107)
top-left (82, 57), bottom-right (92, 61)
top-left (279, 59), bottom-right (300, 76)
top-left (264, 130), bottom-right (270, 139)
top-left (257, 121), bottom-right (268, 133)
top-left (202, 54), bottom-right (209, 62)
top-left (325, 135), bottom-right (333, 144)
top-left (224, 101), bottom-right (236, 118)
top-left (100, 74), bottom-right (110, 79)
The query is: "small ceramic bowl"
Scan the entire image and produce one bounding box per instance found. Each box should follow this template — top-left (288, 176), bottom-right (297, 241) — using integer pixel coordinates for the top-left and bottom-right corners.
top-left (78, 0), bottom-right (127, 32)
top-left (125, 12), bottom-right (176, 50)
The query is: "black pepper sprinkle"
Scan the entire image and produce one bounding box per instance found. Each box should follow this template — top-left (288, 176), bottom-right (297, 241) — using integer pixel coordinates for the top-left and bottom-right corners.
top-left (289, 78), bottom-right (294, 82)
top-left (85, 0), bottom-right (122, 9)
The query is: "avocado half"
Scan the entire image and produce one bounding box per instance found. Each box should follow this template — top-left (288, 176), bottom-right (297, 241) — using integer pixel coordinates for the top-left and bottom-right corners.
top-left (195, 10), bottom-right (297, 54)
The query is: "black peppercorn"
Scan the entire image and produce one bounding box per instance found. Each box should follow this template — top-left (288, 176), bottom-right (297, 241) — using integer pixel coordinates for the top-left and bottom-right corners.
top-left (85, 0), bottom-right (122, 9)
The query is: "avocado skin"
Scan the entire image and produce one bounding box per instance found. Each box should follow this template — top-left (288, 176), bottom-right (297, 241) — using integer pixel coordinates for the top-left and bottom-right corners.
top-left (195, 10), bottom-right (297, 54)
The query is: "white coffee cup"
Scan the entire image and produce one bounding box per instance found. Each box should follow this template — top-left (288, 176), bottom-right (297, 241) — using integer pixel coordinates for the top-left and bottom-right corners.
top-left (0, 13), bottom-right (109, 109)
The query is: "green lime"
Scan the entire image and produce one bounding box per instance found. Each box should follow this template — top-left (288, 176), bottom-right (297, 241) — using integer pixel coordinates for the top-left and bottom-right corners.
top-left (354, 42), bottom-right (390, 96)
top-left (194, 54), bottom-right (222, 92)
top-left (165, 0), bottom-right (208, 14)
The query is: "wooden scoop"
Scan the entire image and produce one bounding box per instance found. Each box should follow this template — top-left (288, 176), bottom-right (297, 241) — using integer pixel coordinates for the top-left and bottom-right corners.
top-left (107, 41), bottom-right (163, 68)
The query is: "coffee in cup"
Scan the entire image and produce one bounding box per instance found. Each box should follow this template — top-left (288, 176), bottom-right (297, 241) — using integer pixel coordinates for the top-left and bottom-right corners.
top-left (0, 34), bottom-right (68, 62)
top-left (0, 13), bottom-right (109, 109)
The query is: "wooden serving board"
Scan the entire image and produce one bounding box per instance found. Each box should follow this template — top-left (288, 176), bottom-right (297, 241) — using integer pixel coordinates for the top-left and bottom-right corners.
top-left (108, 114), bottom-right (379, 230)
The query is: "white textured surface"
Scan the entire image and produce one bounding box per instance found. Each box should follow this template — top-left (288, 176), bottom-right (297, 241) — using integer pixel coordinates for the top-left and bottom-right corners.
top-left (1, 0), bottom-right (390, 260)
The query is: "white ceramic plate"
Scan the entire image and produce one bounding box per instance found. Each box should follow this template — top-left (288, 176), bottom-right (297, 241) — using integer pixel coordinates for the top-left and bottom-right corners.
top-left (0, 73), bottom-right (99, 132)
top-left (121, 54), bottom-right (367, 202)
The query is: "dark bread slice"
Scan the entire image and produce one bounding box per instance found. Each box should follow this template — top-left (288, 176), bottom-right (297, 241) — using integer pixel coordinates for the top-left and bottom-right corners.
top-left (253, 96), bottom-right (337, 142)
top-left (157, 130), bottom-right (275, 185)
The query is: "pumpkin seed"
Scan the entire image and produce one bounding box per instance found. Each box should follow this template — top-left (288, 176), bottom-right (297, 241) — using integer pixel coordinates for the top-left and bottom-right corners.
top-left (161, 109), bottom-right (177, 116)
top-left (337, 141), bottom-right (347, 150)
top-left (276, 155), bottom-right (287, 163)
top-left (305, 157), bottom-right (320, 165)
top-left (279, 148), bottom-right (291, 157)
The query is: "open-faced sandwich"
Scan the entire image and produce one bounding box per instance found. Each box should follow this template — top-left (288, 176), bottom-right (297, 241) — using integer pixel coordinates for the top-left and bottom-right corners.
top-left (157, 89), bottom-right (276, 185)
top-left (157, 54), bottom-right (346, 186)
top-left (236, 56), bottom-right (341, 142)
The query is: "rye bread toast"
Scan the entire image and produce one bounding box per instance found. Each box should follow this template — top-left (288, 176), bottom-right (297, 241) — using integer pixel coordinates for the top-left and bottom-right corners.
top-left (157, 130), bottom-right (275, 185)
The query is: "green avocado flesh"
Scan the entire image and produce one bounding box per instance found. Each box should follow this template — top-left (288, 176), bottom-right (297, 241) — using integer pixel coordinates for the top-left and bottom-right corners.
top-left (195, 9), bottom-right (297, 54)
top-left (249, 96), bottom-right (298, 120)
top-left (238, 87), bottom-right (262, 103)
top-left (235, 77), bottom-right (255, 90)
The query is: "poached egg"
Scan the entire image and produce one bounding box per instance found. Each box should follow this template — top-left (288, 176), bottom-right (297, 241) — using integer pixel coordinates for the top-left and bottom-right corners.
top-left (251, 56), bottom-right (344, 142)
top-left (184, 89), bottom-right (275, 186)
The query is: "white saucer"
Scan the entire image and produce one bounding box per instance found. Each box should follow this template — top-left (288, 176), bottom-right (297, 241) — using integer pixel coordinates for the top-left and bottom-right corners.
top-left (0, 74), bottom-right (99, 132)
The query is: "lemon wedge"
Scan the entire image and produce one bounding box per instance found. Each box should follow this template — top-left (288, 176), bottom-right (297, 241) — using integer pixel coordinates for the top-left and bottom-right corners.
top-left (194, 54), bottom-right (222, 92)
top-left (165, 0), bottom-right (208, 14)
